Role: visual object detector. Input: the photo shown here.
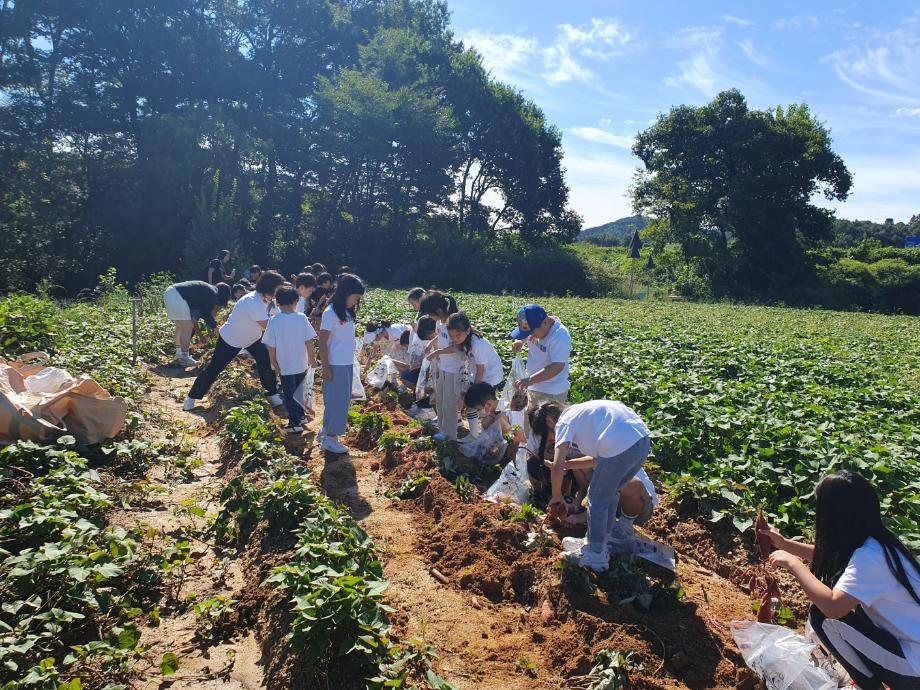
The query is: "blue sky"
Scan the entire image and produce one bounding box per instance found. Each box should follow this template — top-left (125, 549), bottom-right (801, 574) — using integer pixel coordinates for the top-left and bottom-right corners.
top-left (449, 1), bottom-right (920, 228)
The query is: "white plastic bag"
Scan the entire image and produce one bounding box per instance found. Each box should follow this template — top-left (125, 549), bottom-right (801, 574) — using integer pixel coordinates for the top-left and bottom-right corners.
top-left (416, 357), bottom-right (435, 402)
top-left (366, 356), bottom-right (398, 390)
top-left (24, 367), bottom-right (76, 395)
top-left (351, 339), bottom-right (366, 400)
top-left (484, 447), bottom-right (532, 505)
top-left (730, 621), bottom-right (838, 690)
top-left (497, 355), bottom-right (527, 412)
top-left (457, 422), bottom-right (507, 462)
top-left (292, 367), bottom-right (315, 415)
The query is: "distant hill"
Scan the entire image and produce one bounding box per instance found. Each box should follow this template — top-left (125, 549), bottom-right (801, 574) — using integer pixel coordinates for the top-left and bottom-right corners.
top-left (578, 216), bottom-right (648, 245)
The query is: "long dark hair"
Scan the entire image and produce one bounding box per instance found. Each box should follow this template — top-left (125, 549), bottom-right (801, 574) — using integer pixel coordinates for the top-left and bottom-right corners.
top-left (330, 273), bottom-right (365, 321)
top-left (365, 319), bottom-right (392, 333)
top-left (812, 471), bottom-right (920, 605)
top-left (418, 291), bottom-right (458, 320)
top-left (446, 311), bottom-right (482, 355)
top-left (530, 402), bottom-right (564, 465)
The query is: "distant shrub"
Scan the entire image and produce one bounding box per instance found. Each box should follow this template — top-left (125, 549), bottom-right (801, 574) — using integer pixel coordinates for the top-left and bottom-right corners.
top-left (0, 294), bottom-right (59, 356)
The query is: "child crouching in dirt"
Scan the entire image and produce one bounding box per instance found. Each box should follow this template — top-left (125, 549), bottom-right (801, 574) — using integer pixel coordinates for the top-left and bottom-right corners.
top-left (530, 400), bottom-right (652, 573)
top-left (761, 471), bottom-right (920, 689)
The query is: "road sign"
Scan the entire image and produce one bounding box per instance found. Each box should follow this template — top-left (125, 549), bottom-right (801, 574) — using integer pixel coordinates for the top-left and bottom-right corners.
top-left (906, 236), bottom-right (920, 248)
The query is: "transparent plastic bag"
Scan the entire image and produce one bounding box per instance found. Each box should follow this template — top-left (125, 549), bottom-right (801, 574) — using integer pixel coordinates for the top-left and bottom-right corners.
top-left (366, 356), bottom-right (398, 390)
top-left (457, 421), bottom-right (507, 462)
top-left (292, 367), bottom-right (316, 415)
top-left (484, 447), bottom-right (532, 505)
top-left (730, 621), bottom-right (838, 690)
top-left (416, 357), bottom-right (434, 402)
top-left (497, 355), bottom-right (527, 412)
top-left (351, 338), bottom-right (366, 400)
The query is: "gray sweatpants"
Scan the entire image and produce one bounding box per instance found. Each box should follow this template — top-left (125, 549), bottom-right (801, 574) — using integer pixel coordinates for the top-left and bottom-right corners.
top-left (434, 370), bottom-right (462, 440)
top-left (586, 436), bottom-right (651, 553)
top-left (322, 364), bottom-right (353, 436)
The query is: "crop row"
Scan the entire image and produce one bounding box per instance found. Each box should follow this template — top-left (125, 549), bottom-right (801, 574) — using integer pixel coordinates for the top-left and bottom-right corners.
top-left (211, 400), bottom-right (456, 689)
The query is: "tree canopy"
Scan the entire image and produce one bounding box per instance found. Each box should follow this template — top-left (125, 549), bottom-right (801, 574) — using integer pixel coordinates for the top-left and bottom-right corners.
top-left (0, 0), bottom-right (579, 291)
top-left (632, 89), bottom-right (853, 296)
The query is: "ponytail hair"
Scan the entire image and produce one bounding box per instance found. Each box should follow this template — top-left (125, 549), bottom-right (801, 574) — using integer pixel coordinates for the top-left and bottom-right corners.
top-left (419, 291), bottom-right (458, 320)
top-left (446, 311), bottom-right (482, 355)
top-left (530, 402), bottom-right (564, 465)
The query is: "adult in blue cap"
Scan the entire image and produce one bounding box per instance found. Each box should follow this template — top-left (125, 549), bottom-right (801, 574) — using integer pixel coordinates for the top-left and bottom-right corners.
top-left (510, 304), bottom-right (571, 428)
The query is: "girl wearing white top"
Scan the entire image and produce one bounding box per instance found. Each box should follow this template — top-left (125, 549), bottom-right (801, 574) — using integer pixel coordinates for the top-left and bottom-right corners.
top-left (763, 471), bottom-right (920, 688)
top-left (318, 274), bottom-right (365, 455)
top-left (419, 292), bottom-right (462, 440)
top-left (430, 311), bottom-right (503, 438)
top-left (184, 272), bottom-right (286, 411)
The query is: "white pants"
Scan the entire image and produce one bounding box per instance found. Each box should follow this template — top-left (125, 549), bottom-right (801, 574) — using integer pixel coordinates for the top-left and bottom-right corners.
top-left (435, 371), bottom-right (462, 440)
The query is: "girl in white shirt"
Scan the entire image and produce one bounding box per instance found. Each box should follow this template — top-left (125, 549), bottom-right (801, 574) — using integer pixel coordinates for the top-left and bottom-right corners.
top-left (419, 291), bottom-right (461, 439)
top-left (318, 273), bottom-right (365, 455)
top-left (763, 471), bottom-right (920, 688)
top-left (430, 311), bottom-right (503, 438)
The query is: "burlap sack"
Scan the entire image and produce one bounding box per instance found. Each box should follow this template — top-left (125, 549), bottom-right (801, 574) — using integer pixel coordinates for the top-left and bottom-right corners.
top-left (0, 353), bottom-right (127, 445)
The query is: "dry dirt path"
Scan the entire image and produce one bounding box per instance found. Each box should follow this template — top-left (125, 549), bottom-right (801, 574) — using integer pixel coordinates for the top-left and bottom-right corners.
top-left (115, 365), bottom-right (265, 689)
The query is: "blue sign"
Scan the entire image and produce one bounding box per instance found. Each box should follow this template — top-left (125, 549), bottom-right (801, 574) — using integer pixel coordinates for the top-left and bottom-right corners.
top-left (907, 236), bottom-right (920, 248)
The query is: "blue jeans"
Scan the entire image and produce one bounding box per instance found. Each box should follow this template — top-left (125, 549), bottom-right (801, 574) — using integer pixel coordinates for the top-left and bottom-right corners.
top-left (586, 436), bottom-right (651, 553)
top-left (321, 364), bottom-right (353, 436)
top-left (280, 372), bottom-right (307, 426)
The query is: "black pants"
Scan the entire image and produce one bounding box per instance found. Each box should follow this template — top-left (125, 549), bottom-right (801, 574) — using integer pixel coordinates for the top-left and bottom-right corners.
top-left (188, 335), bottom-right (277, 400)
top-left (809, 606), bottom-right (920, 690)
top-left (280, 372), bottom-right (307, 426)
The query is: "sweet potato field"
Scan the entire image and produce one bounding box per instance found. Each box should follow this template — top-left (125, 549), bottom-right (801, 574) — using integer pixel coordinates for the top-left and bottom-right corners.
top-left (1, 281), bottom-right (918, 690)
top-left (362, 290), bottom-right (920, 549)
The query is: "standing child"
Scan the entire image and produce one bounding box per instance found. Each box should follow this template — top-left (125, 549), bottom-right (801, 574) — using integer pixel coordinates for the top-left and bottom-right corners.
top-left (319, 273), bottom-right (366, 455)
top-left (262, 285), bottom-right (318, 433)
top-left (430, 311), bottom-right (503, 437)
top-left (294, 273), bottom-right (316, 314)
top-left (419, 292), bottom-right (461, 439)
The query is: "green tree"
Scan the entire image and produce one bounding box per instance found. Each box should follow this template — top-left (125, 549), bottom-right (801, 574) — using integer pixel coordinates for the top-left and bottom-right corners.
top-left (632, 89), bottom-right (852, 295)
top-left (182, 170), bottom-right (240, 280)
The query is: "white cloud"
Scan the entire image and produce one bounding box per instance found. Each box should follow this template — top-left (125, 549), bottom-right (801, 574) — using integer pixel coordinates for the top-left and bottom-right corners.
top-left (722, 15), bottom-right (754, 27)
top-left (664, 27), bottom-right (724, 96)
top-left (462, 18), bottom-right (633, 88)
top-left (894, 107), bottom-right (920, 117)
top-left (825, 17), bottom-right (920, 106)
top-left (820, 156), bottom-right (920, 223)
top-left (569, 126), bottom-right (634, 148)
top-left (543, 18), bottom-right (633, 85)
top-left (775, 16), bottom-right (820, 30)
top-left (739, 38), bottom-right (770, 68)
top-left (461, 30), bottom-right (539, 83)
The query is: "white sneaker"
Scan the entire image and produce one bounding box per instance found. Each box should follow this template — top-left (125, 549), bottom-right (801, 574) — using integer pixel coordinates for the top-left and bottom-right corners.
top-left (267, 393), bottom-right (284, 407)
top-left (607, 520), bottom-right (636, 554)
top-left (283, 423), bottom-right (303, 434)
top-left (561, 537), bottom-right (610, 572)
top-left (177, 353), bottom-right (198, 367)
top-left (182, 397), bottom-right (198, 411)
top-left (320, 437), bottom-right (348, 454)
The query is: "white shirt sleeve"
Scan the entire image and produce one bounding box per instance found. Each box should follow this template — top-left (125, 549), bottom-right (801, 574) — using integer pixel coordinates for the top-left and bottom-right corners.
top-left (320, 306), bottom-right (337, 332)
top-left (261, 318), bottom-right (276, 348)
top-left (303, 315), bottom-right (317, 342)
top-left (547, 327), bottom-right (571, 364)
top-left (835, 540), bottom-right (890, 605)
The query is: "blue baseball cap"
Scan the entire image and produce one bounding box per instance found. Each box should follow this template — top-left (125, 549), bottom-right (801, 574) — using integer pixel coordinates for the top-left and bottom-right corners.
top-left (510, 304), bottom-right (548, 339)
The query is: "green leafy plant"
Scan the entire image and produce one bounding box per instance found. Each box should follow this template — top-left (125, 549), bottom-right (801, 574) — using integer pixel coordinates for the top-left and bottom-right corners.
top-left (385, 472), bottom-right (431, 500)
top-left (506, 503), bottom-right (544, 525)
top-left (453, 475), bottom-right (476, 503)
top-left (563, 649), bottom-right (641, 690)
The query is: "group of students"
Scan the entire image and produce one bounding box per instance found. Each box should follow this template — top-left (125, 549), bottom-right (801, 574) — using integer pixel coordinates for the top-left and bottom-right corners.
top-left (164, 261), bottom-right (920, 690)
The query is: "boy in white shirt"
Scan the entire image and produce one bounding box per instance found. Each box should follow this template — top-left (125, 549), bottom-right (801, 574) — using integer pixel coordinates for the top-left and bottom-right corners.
top-left (294, 273), bottom-right (316, 314)
top-left (262, 286), bottom-right (318, 433)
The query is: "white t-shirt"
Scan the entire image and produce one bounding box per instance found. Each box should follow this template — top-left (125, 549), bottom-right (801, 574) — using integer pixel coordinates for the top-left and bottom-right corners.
top-left (469, 335), bottom-right (503, 386)
top-left (220, 290), bottom-right (271, 349)
top-left (296, 296), bottom-right (307, 314)
top-left (835, 538), bottom-right (920, 674)
top-left (261, 312), bottom-right (317, 376)
top-left (385, 324), bottom-right (410, 341)
top-left (554, 400), bottom-right (649, 459)
top-left (436, 322), bottom-right (464, 373)
top-left (525, 319), bottom-right (571, 395)
top-left (320, 305), bottom-right (358, 366)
